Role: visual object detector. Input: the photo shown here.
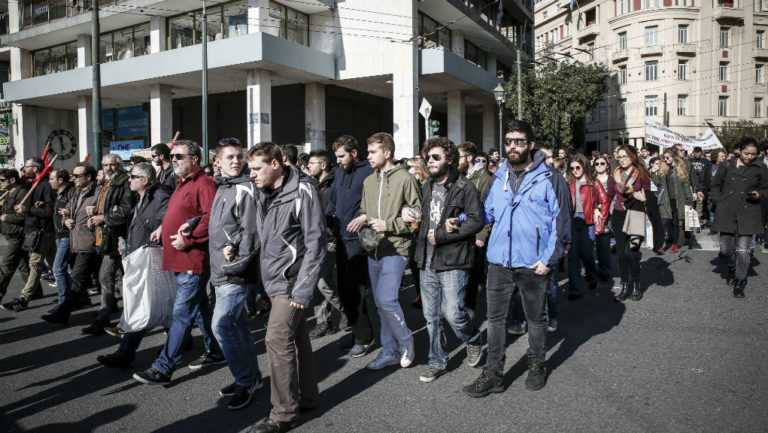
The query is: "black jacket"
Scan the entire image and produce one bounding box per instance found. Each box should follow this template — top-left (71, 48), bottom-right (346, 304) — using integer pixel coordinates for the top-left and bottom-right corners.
top-left (710, 159), bottom-right (768, 235)
top-left (24, 178), bottom-right (55, 234)
top-left (95, 171), bottom-right (135, 255)
top-left (413, 168), bottom-right (484, 271)
top-left (53, 183), bottom-right (76, 239)
top-left (1, 186), bottom-right (29, 237)
top-left (127, 185), bottom-right (169, 254)
top-left (157, 164), bottom-right (178, 195)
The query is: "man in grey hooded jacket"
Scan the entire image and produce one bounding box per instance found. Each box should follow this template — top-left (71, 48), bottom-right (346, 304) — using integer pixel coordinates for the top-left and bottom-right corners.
top-left (246, 142), bottom-right (326, 433)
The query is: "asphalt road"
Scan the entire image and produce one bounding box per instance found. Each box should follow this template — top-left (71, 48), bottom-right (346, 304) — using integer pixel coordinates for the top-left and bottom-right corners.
top-left (1, 245), bottom-right (766, 433)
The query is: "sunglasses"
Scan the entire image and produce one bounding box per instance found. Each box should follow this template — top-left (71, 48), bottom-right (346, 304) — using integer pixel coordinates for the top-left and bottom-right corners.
top-left (475, 159), bottom-right (487, 164)
top-left (427, 154), bottom-right (442, 162)
top-left (129, 175), bottom-right (146, 180)
top-left (72, 174), bottom-right (85, 179)
top-left (0, 178), bottom-right (7, 182)
top-left (171, 153), bottom-right (190, 160)
top-left (218, 137), bottom-right (242, 146)
top-left (503, 138), bottom-right (528, 147)
top-left (570, 166), bottom-right (583, 171)
top-left (594, 161), bottom-right (607, 166)
top-left (150, 154), bottom-right (160, 158)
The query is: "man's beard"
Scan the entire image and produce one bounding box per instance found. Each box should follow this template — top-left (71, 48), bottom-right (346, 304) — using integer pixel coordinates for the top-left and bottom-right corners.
top-left (429, 164), bottom-right (448, 180)
top-left (103, 172), bottom-right (115, 180)
top-left (458, 159), bottom-right (468, 174)
top-left (173, 165), bottom-right (189, 177)
top-left (509, 147), bottom-right (531, 165)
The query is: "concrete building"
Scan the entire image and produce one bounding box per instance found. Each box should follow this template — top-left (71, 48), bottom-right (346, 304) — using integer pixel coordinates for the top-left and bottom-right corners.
top-left (1, 0), bottom-right (533, 168)
top-left (534, 0), bottom-right (768, 151)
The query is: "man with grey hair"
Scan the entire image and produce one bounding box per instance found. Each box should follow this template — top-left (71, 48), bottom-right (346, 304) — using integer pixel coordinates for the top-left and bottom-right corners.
top-left (81, 154), bottom-right (135, 335)
top-left (97, 162), bottom-right (169, 368)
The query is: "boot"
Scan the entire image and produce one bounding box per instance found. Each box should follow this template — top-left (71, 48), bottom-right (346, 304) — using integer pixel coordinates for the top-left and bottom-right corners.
top-left (733, 279), bottom-right (746, 298)
top-left (629, 281), bottom-right (644, 301)
top-left (726, 266), bottom-right (736, 286)
top-left (614, 283), bottom-right (631, 302)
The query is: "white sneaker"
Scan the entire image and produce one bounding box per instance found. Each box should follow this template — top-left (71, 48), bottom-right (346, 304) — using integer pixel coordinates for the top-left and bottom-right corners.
top-left (400, 337), bottom-right (415, 368)
top-left (366, 350), bottom-right (399, 370)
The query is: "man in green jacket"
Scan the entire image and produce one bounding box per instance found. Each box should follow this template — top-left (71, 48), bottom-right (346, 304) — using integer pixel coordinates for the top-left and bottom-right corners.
top-left (0, 169), bottom-right (32, 307)
top-left (348, 132), bottom-right (421, 371)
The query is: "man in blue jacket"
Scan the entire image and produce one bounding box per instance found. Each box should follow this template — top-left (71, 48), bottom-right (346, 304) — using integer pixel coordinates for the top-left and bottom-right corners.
top-left (462, 120), bottom-right (571, 396)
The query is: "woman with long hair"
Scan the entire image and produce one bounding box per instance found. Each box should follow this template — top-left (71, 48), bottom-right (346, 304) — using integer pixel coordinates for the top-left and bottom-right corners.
top-left (592, 154), bottom-right (615, 280)
top-left (565, 154), bottom-right (610, 300)
top-left (607, 145), bottom-right (651, 301)
top-left (407, 157), bottom-right (429, 184)
top-left (708, 149), bottom-right (727, 227)
top-left (654, 150), bottom-right (694, 253)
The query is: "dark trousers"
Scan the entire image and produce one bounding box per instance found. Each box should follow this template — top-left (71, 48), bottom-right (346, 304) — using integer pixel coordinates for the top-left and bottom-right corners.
top-left (0, 235), bottom-right (32, 301)
top-left (612, 211), bottom-right (641, 283)
top-left (486, 264), bottom-right (548, 373)
top-left (645, 192), bottom-right (665, 251)
top-left (55, 252), bottom-right (94, 319)
top-left (265, 294), bottom-right (318, 423)
top-left (336, 240), bottom-right (379, 345)
top-left (466, 243), bottom-right (487, 310)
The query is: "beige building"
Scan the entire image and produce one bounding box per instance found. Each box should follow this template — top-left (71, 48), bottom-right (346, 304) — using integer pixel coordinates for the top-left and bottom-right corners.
top-left (534, 0), bottom-right (768, 151)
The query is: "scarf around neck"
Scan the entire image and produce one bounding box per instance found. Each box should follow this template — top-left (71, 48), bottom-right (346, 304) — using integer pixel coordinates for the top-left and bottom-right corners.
top-left (614, 166), bottom-right (639, 196)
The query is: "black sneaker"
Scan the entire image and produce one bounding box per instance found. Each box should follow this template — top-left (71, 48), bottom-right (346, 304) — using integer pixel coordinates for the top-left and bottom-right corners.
top-left (419, 365), bottom-right (446, 383)
top-left (133, 367), bottom-right (171, 385)
top-left (466, 340), bottom-right (483, 368)
top-left (1, 297), bottom-right (28, 312)
top-left (97, 353), bottom-right (132, 369)
top-left (308, 322), bottom-right (330, 340)
top-left (227, 379), bottom-right (263, 410)
top-left (525, 360), bottom-right (548, 391)
top-left (462, 368), bottom-right (504, 398)
top-left (188, 351), bottom-right (226, 371)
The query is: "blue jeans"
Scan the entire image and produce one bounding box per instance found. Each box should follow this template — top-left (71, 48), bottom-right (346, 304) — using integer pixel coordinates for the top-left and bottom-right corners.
top-left (368, 255), bottom-right (411, 355)
top-left (212, 283), bottom-right (262, 386)
top-left (420, 263), bottom-right (480, 369)
top-left (568, 215), bottom-right (597, 296)
top-left (53, 237), bottom-right (72, 303)
top-left (153, 273), bottom-right (221, 375)
top-left (595, 233), bottom-right (612, 276)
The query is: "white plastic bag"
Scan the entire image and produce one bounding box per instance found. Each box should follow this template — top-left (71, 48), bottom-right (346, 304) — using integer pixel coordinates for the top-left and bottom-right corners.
top-left (684, 205), bottom-right (700, 232)
top-left (120, 245), bottom-right (177, 332)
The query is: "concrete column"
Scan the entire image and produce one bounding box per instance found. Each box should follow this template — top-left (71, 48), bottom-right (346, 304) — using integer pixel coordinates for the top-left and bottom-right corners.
top-left (304, 83), bottom-right (326, 151)
top-left (77, 95), bottom-right (92, 162)
top-left (451, 30), bottom-right (465, 58)
top-left (8, 0), bottom-right (20, 33)
top-left (150, 84), bottom-right (173, 145)
top-left (248, 0), bottom-right (273, 35)
top-left (392, 2), bottom-right (419, 158)
top-left (246, 69), bottom-right (272, 147)
top-left (150, 16), bottom-right (167, 53)
top-left (10, 48), bottom-right (31, 80)
top-left (447, 91), bottom-right (465, 145)
top-left (77, 34), bottom-right (92, 68)
top-left (482, 104), bottom-right (496, 152)
top-left (11, 104), bottom-right (38, 167)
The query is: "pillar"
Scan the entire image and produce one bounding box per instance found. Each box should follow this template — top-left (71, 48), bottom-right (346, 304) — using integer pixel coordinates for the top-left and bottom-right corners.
top-left (451, 30), bottom-right (465, 58)
top-left (11, 104), bottom-right (38, 167)
top-left (482, 104), bottom-right (496, 152)
top-left (150, 84), bottom-right (173, 145)
top-left (246, 70), bottom-right (272, 147)
top-left (447, 91), bottom-right (465, 145)
top-left (150, 16), bottom-right (167, 53)
top-left (77, 34), bottom-right (92, 68)
top-left (77, 95), bottom-right (92, 162)
top-left (392, 2), bottom-right (419, 158)
top-left (304, 83), bottom-right (326, 151)
top-left (248, 0), bottom-right (272, 35)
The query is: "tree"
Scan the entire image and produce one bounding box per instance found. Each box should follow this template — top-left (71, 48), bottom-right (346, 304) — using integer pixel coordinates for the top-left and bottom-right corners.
top-left (506, 52), bottom-right (610, 151)
top-left (717, 120), bottom-right (768, 150)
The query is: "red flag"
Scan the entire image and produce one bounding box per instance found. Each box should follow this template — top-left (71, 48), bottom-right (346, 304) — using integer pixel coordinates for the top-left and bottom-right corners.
top-left (41, 142), bottom-right (51, 166)
top-left (83, 153), bottom-right (90, 162)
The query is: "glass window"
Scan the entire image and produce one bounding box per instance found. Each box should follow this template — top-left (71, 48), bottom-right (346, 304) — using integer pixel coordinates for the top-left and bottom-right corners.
top-left (100, 23), bottom-right (152, 62)
top-left (758, 31), bottom-right (765, 49)
top-left (718, 96), bottom-right (728, 117)
top-left (100, 33), bottom-right (114, 63)
top-left (677, 95), bottom-right (687, 116)
top-left (755, 99), bottom-right (763, 118)
top-left (438, 27), bottom-right (452, 50)
top-left (202, 7), bottom-right (224, 43)
top-left (720, 27), bottom-right (729, 48)
top-left (286, 8), bottom-right (309, 46)
top-left (32, 41), bottom-right (77, 76)
top-left (224, 1), bottom-right (249, 38)
top-left (757, 64), bottom-right (764, 83)
top-left (678, 25), bottom-right (688, 43)
top-left (645, 95), bottom-right (658, 117)
top-left (645, 61), bottom-right (658, 81)
top-left (618, 32), bottom-right (627, 50)
top-left (464, 40), bottom-right (487, 69)
top-left (678, 60), bottom-right (688, 80)
top-left (719, 62), bottom-right (729, 81)
top-left (113, 28), bottom-right (134, 61)
top-left (267, 1), bottom-right (286, 39)
top-left (133, 24), bottom-right (151, 56)
top-left (645, 26), bottom-right (658, 46)
top-left (169, 14), bottom-right (196, 49)
top-left (618, 99), bottom-right (627, 119)
top-left (619, 65), bottom-right (627, 84)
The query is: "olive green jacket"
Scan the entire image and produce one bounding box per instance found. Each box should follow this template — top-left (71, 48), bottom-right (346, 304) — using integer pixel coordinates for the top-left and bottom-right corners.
top-left (467, 167), bottom-right (494, 243)
top-left (652, 170), bottom-right (693, 220)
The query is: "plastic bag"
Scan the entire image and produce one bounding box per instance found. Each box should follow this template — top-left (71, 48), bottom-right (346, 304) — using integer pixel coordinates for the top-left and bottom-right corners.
top-left (684, 205), bottom-right (700, 232)
top-left (120, 245), bottom-right (177, 332)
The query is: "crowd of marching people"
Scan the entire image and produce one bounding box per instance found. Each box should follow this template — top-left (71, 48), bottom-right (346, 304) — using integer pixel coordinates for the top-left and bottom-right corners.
top-left (1, 121), bottom-right (767, 432)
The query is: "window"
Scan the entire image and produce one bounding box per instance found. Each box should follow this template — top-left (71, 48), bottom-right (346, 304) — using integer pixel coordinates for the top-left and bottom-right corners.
top-left (419, 13), bottom-right (452, 50)
top-left (718, 96), bottom-right (729, 117)
top-left (620, 0), bottom-right (631, 14)
top-left (618, 99), bottom-right (627, 119)
top-left (645, 61), bottom-right (658, 81)
top-left (32, 41), bottom-right (78, 76)
top-left (618, 32), bottom-right (627, 50)
top-left (756, 99), bottom-right (764, 117)
top-left (464, 40), bottom-right (487, 69)
top-left (678, 25), bottom-right (688, 44)
top-left (645, 0), bottom-right (660, 9)
top-left (585, 8), bottom-right (596, 26)
top-left (100, 24), bottom-right (151, 63)
top-left (758, 64), bottom-right (765, 83)
top-left (587, 43), bottom-right (595, 61)
top-left (758, 31), bottom-right (765, 49)
top-left (645, 95), bottom-right (659, 116)
top-left (720, 27), bottom-right (729, 48)
top-left (618, 65), bottom-right (627, 84)
top-left (677, 95), bottom-right (688, 116)
top-left (543, 10), bottom-right (548, 19)
top-left (675, 0), bottom-right (690, 5)
top-left (589, 106), bottom-right (600, 123)
top-left (719, 62), bottom-right (729, 81)
top-left (21, 0), bottom-right (86, 29)
top-left (645, 26), bottom-right (658, 46)
top-left (678, 60), bottom-right (688, 80)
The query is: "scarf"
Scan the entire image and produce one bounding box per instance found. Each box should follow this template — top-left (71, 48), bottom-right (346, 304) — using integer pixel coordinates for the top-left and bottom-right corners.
top-left (614, 166), bottom-right (638, 196)
top-left (94, 179), bottom-right (113, 246)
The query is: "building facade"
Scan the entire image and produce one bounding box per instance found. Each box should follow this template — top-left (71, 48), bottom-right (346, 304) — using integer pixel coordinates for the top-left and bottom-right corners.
top-left (534, 0), bottom-right (768, 151)
top-left (1, 0), bottom-right (533, 168)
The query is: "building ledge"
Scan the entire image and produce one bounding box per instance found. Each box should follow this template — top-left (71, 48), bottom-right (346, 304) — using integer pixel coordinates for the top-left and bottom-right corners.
top-left (754, 47), bottom-right (768, 59)
top-left (712, 6), bottom-right (745, 22)
top-left (640, 45), bottom-right (663, 57)
top-left (613, 49), bottom-right (629, 62)
top-left (419, 48), bottom-right (502, 93)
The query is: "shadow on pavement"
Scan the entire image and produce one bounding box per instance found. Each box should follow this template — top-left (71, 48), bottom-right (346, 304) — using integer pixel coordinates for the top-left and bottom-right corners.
top-left (23, 405), bottom-right (136, 433)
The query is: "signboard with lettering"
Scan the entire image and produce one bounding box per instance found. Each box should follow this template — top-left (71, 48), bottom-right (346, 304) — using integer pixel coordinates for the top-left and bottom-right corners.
top-left (110, 140), bottom-right (145, 164)
top-left (115, 106), bottom-right (148, 137)
top-left (644, 118), bottom-right (723, 151)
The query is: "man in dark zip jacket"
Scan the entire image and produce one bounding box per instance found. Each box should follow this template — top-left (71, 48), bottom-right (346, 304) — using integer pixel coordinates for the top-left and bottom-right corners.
top-left (49, 169), bottom-right (76, 309)
top-left (0, 169), bottom-right (32, 306)
top-left (405, 137), bottom-right (484, 383)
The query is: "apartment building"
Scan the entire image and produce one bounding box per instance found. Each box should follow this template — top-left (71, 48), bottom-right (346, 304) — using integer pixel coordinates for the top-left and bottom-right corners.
top-left (534, 0), bottom-right (768, 151)
top-left (0, 0), bottom-right (533, 168)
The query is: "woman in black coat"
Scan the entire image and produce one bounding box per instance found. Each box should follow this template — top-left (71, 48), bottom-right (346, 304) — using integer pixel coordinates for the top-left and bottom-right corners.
top-left (710, 138), bottom-right (768, 297)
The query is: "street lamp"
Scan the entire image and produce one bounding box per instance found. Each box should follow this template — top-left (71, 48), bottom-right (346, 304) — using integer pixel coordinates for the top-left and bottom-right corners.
top-left (618, 130), bottom-right (629, 146)
top-left (201, 0), bottom-right (209, 164)
top-left (493, 83), bottom-right (507, 159)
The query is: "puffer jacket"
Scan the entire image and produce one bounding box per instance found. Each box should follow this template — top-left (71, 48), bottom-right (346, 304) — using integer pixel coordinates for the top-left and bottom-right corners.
top-left (484, 150), bottom-right (571, 269)
top-left (208, 173), bottom-right (259, 287)
top-left (67, 183), bottom-right (98, 253)
top-left (0, 186), bottom-right (29, 237)
top-left (254, 167), bottom-right (326, 306)
top-left (569, 180), bottom-right (610, 224)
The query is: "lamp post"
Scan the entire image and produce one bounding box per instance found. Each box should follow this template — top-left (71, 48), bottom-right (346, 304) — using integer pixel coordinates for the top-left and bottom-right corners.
top-left (618, 130), bottom-right (629, 147)
top-left (201, 0), bottom-right (209, 164)
top-left (493, 84), bottom-right (507, 159)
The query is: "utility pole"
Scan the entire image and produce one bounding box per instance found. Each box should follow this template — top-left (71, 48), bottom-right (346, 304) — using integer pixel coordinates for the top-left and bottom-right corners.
top-left (201, 0), bottom-right (209, 164)
top-left (92, 0), bottom-right (102, 168)
top-left (663, 92), bottom-right (669, 126)
top-left (516, 48), bottom-right (522, 121)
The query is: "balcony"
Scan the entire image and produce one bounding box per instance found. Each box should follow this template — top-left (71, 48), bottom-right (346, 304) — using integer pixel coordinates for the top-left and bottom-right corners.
top-left (754, 46), bottom-right (768, 59)
top-left (712, 6), bottom-right (745, 22)
top-left (674, 43), bottom-right (697, 54)
top-left (576, 24), bottom-right (598, 42)
top-left (612, 49), bottom-right (629, 62)
top-left (640, 45), bottom-right (663, 57)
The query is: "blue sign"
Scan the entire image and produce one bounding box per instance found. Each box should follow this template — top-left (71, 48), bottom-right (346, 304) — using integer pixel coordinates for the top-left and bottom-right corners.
top-left (115, 106), bottom-right (148, 137)
top-left (110, 140), bottom-right (145, 163)
top-left (103, 110), bottom-right (114, 130)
